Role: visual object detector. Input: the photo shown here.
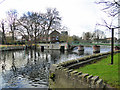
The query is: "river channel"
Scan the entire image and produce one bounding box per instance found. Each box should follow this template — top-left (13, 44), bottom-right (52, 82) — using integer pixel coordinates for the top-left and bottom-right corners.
top-left (0, 46), bottom-right (111, 89)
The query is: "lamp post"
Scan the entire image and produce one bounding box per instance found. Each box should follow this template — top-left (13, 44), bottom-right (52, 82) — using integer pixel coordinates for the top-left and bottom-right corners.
top-left (111, 28), bottom-right (114, 64)
top-left (111, 26), bottom-right (120, 65)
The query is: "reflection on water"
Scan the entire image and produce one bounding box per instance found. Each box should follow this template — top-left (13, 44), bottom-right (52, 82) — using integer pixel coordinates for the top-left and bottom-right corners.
top-left (0, 46), bottom-right (111, 89)
top-left (0, 50), bottom-right (50, 89)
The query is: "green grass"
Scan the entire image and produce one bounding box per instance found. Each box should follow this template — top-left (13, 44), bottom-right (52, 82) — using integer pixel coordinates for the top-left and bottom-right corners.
top-left (76, 53), bottom-right (120, 88)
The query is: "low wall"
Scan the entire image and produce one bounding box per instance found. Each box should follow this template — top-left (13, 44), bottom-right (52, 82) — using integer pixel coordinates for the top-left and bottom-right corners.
top-left (0, 46), bottom-right (26, 51)
top-left (49, 51), bottom-right (120, 88)
top-left (38, 43), bottom-right (69, 50)
top-left (50, 65), bottom-right (105, 88)
top-left (58, 52), bottom-right (112, 69)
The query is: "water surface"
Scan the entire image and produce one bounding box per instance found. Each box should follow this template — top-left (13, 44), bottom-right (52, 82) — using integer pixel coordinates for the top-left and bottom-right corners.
top-left (0, 46), bottom-right (111, 89)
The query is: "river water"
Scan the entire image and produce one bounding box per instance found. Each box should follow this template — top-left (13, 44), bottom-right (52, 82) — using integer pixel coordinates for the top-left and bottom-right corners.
top-left (0, 46), bottom-right (111, 89)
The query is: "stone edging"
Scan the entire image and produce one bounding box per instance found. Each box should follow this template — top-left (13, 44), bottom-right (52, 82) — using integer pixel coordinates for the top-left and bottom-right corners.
top-left (52, 65), bottom-right (106, 88)
top-left (57, 50), bottom-right (120, 69)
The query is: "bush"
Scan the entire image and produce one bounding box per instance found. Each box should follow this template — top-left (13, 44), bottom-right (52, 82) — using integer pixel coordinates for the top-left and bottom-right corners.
top-left (50, 73), bottom-right (55, 81)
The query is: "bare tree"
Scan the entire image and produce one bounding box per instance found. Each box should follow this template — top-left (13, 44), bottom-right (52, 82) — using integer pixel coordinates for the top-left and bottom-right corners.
top-left (95, 0), bottom-right (120, 64)
top-left (7, 9), bottom-right (18, 42)
top-left (44, 8), bottom-right (62, 43)
top-left (17, 12), bottom-right (32, 42)
top-left (95, 0), bottom-right (120, 17)
top-left (16, 11), bottom-right (46, 47)
top-left (17, 8), bottom-right (62, 44)
top-left (0, 0), bottom-right (6, 4)
top-left (95, 0), bottom-right (120, 29)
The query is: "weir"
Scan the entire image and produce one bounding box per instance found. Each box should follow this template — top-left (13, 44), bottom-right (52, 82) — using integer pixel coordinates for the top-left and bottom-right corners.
top-left (38, 43), bottom-right (69, 51)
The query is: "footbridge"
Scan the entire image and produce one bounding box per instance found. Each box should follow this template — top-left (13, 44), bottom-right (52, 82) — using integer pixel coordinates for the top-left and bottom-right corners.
top-left (37, 42), bottom-right (120, 53)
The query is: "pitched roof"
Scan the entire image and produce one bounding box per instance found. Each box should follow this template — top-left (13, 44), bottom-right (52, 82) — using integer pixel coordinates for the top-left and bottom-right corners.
top-left (49, 30), bottom-right (60, 35)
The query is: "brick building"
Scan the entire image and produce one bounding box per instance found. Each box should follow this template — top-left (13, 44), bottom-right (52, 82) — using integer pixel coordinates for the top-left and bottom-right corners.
top-left (48, 30), bottom-right (60, 42)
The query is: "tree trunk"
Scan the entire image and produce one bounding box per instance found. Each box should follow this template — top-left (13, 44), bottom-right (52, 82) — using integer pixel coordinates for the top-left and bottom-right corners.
top-left (2, 23), bottom-right (6, 44)
top-left (34, 25), bottom-right (37, 49)
top-left (46, 17), bottom-right (54, 43)
top-left (10, 24), bottom-right (14, 42)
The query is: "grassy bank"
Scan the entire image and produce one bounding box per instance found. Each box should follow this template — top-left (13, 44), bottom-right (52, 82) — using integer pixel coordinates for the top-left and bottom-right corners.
top-left (76, 53), bottom-right (120, 88)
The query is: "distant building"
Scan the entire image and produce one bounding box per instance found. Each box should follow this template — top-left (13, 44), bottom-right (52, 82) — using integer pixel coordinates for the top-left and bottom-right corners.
top-left (106, 37), bottom-right (117, 43)
top-left (92, 37), bottom-right (118, 43)
top-left (61, 31), bottom-right (68, 35)
top-left (6, 31), bottom-right (12, 37)
top-left (5, 31), bottom-right (22, 41)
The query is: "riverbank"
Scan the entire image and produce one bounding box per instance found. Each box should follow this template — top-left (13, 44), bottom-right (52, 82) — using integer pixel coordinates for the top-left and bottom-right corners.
top-left (0, 45), bottom-right (26, 47)
top-left (0, 44), bottom-right (37, 51)
top-left (49, 50), bottom-right (120, 89)
top-left (0, 45), bottom-right (26, 51)
top-left (76, 52), bottom-right (120, 88)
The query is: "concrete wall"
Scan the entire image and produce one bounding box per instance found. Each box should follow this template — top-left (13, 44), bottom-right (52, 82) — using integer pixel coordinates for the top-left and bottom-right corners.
top-left (38, 43), bottom-right (69, 50)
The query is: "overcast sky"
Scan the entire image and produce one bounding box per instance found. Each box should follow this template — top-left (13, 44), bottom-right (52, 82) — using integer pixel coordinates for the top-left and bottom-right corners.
top-left (0, 0), bottom-right (118, 38)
